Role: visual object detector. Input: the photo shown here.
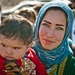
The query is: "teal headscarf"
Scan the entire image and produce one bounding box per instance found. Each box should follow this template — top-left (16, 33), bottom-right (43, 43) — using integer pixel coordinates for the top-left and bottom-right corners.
top-left (33, 1), bottom-right (74, 69)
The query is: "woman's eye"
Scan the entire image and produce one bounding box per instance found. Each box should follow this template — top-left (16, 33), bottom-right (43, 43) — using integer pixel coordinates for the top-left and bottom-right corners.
top-left (42, 23), bottom-right (49, 27)
top-left (56, 27), bottom-right (64, 30)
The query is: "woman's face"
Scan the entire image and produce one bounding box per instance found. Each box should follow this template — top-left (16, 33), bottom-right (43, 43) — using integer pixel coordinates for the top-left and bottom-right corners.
top-left (39, 9), bottom-right (67, 50)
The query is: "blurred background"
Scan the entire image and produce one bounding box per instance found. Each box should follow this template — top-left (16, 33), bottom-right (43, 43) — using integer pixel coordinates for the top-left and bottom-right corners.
top-left (0, 0), bottom-right (49, 10)
top-left (0, 0), bottom-right (22, 9)
top-left (0, 0), bottom-right (71, 10)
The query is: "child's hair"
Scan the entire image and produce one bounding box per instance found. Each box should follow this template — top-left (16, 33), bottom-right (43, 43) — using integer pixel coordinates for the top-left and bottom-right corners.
top-left (0, 14), bottom-right (33, 45)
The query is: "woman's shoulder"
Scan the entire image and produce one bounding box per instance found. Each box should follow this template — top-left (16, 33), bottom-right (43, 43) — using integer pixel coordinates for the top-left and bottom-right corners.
top-left (66, 54), bottom-right (75, 63)
top-left (63, 55), bottom-right (75, 75)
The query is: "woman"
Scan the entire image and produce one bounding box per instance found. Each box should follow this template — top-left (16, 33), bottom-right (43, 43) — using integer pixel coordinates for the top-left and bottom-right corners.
top-left (32, 1), bottom-right (75, 75)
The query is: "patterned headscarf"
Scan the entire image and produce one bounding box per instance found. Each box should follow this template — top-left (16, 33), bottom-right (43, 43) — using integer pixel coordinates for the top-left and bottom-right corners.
top-left (33, 1), bottom-right (74, 68)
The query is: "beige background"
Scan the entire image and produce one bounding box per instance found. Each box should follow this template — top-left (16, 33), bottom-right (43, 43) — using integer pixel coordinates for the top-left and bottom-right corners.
top-left (0, 0), bottom-right (22, 10)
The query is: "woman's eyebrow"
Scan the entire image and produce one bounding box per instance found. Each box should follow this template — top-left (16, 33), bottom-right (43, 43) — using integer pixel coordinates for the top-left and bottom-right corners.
top-left (56, 24), bottom-right (65, 26)
top-left (43, 20), bottom-right (51, 24)
top-left (43, 20), bottom-right (65, 27)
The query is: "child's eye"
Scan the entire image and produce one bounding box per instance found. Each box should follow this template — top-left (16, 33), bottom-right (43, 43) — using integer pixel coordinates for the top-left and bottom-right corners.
top-left (1, 43), bottom-right (6, 47)
top-left (13, 47), bottom-right (21, 50)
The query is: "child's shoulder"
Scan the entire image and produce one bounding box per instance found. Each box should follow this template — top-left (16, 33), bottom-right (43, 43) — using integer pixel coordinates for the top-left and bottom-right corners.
top-left (26, 48), bottom-right (48, 75)
top-left (26, 47), bottom-right (38, 62)
top-left (26, 47), bottom-right (36, 57)
top-left (26, 47), bottom-right (44, 66)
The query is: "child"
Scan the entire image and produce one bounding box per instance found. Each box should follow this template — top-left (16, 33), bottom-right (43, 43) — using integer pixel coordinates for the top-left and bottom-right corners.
top-left (0, 14), bottom-right (47, 75)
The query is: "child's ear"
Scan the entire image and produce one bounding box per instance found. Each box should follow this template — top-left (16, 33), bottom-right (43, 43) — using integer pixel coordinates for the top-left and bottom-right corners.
top-left (28, 43), bottom-right (33, 47)
top-left (27, 42), bottom-right (34, 48)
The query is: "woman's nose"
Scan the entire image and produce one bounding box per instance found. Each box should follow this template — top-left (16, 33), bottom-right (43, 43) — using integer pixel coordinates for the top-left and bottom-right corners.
top-left (47, 29), bottom-right (54, 37)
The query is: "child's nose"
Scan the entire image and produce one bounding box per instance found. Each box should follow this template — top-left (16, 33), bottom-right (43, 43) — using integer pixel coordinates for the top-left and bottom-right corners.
top-left (6, 47), bottom-right (13, 55)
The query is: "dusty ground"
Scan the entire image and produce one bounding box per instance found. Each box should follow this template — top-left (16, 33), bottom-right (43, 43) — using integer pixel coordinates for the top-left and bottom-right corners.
top-left (0, 0), bottom-right (23, 10)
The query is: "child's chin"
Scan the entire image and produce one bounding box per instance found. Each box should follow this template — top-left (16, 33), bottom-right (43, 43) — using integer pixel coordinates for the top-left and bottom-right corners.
top-left (5, 57), bottom-right (15, 60)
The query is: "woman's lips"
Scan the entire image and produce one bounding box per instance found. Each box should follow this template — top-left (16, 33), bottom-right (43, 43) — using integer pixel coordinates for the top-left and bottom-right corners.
top-left (43, 38), bottom-right (55, 45)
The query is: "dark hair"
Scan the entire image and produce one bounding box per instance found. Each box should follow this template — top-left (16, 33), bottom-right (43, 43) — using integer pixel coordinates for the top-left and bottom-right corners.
top-left (15, 7), bottom-right (37, 24)
top-left (0, 14), bottom-right (33, 45)
top-left (33, 4), bottom-right (43, 14)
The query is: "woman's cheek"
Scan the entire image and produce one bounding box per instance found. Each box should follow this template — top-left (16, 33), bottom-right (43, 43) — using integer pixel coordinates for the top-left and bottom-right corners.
top-left (55, 32), bottom-right (65, 41)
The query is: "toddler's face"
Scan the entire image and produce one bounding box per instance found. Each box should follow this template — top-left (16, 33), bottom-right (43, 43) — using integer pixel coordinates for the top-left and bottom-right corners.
top-left (0, 35), bottom-right (29, 60)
